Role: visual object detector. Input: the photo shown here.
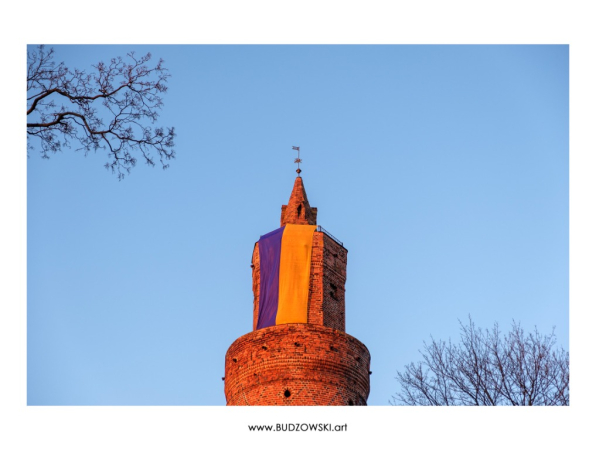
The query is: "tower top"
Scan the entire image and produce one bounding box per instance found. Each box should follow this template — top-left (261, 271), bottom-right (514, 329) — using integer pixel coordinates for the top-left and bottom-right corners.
top-left (280, 176), bottom-right (318, 226)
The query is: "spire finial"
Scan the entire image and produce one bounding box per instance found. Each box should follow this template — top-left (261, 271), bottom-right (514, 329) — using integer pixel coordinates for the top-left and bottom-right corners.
top-left (292, 145), bottom-right (302, 174)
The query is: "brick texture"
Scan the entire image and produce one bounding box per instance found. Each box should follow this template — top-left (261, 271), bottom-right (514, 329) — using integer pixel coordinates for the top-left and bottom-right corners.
top-left (224, 324), bottom-right (370, 406)
top-left (280, 176), bottom-right (317, 226)
top-left (225, 176), bottom-right (370, 406)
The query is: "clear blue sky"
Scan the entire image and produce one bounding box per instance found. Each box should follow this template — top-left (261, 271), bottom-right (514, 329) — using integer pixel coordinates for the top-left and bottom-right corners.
top-left (27, 45), bottom-right (568, 406)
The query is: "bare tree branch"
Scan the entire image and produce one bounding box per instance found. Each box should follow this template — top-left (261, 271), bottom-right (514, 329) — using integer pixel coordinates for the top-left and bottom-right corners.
top-left (27, 45), bottom-right (176, 180)
top-left (391, 317), bottom-right (569, 406)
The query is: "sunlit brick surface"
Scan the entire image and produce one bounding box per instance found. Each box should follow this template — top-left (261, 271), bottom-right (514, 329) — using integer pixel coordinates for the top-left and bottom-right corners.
top-left (280, 176), bottom-right (317, 226)
top-left (224, 324), bottom-right (370, 406)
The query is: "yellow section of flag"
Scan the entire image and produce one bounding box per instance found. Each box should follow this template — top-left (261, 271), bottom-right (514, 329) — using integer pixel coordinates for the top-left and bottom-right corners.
top-left (276, 224), bottom-right (316, 325)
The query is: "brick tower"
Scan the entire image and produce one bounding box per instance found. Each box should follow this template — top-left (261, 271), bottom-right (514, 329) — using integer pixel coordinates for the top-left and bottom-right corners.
top-left (224, 176), bottom-right (371, 405)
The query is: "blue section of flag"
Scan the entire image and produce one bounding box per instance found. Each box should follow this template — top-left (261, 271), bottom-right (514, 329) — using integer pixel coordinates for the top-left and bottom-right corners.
top-left (256, 226), bottom-right (285, 330)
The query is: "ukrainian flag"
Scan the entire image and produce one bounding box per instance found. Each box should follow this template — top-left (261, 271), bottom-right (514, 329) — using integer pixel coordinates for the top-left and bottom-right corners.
top-left (256, 224), bottom-right (316, 330)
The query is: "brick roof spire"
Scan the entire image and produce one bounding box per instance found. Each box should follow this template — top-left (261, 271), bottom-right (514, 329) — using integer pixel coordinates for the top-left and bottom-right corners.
top-left (280, 176), bottom-right (318, 226)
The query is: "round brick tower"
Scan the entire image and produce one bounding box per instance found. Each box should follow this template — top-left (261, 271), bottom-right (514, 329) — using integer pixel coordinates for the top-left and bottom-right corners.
top-left (224, 176), bottom-right (371, 405)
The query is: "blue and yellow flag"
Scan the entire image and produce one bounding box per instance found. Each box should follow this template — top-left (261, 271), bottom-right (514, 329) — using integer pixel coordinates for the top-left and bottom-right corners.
top-left (256, 224), bottom-right (316, 330)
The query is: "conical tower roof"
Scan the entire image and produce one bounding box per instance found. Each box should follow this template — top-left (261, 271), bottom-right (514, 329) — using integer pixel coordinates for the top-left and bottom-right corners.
top-left (280, 176), bottom-right (318, 226)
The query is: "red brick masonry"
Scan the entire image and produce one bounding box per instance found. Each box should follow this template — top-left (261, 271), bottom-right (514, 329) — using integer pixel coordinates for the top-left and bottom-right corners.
top-left (224, 323), bottom-right (371, 405)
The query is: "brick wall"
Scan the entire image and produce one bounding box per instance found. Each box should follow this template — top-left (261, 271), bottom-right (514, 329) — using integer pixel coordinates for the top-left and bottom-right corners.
top-left (321, 234), bottom-right (347, 330)
top-left (224, 323), bottom-right (370, 405)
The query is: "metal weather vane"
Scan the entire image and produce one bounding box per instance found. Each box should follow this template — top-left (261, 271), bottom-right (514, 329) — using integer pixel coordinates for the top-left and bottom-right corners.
top-left (292, 145), bottom-right (302, 174)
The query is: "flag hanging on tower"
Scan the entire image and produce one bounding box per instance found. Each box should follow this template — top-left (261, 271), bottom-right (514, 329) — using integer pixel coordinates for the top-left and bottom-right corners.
top-left (256, 224), bottom-right (316, 329)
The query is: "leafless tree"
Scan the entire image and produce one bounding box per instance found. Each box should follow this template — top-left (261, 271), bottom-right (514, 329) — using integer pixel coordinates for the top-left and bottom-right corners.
top-left (27, 45), bottom-right (175, 179)
top-left (392, 318), bottom-right (569, 405)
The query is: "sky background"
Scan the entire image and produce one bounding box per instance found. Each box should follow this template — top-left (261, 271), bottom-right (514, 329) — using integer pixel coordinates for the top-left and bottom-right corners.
top-left (27, 45), bottom-right (568, 406)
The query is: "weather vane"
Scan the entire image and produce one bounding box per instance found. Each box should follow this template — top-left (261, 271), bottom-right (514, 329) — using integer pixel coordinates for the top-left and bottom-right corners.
top-left (292, 145), bottom-right (302, 174)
